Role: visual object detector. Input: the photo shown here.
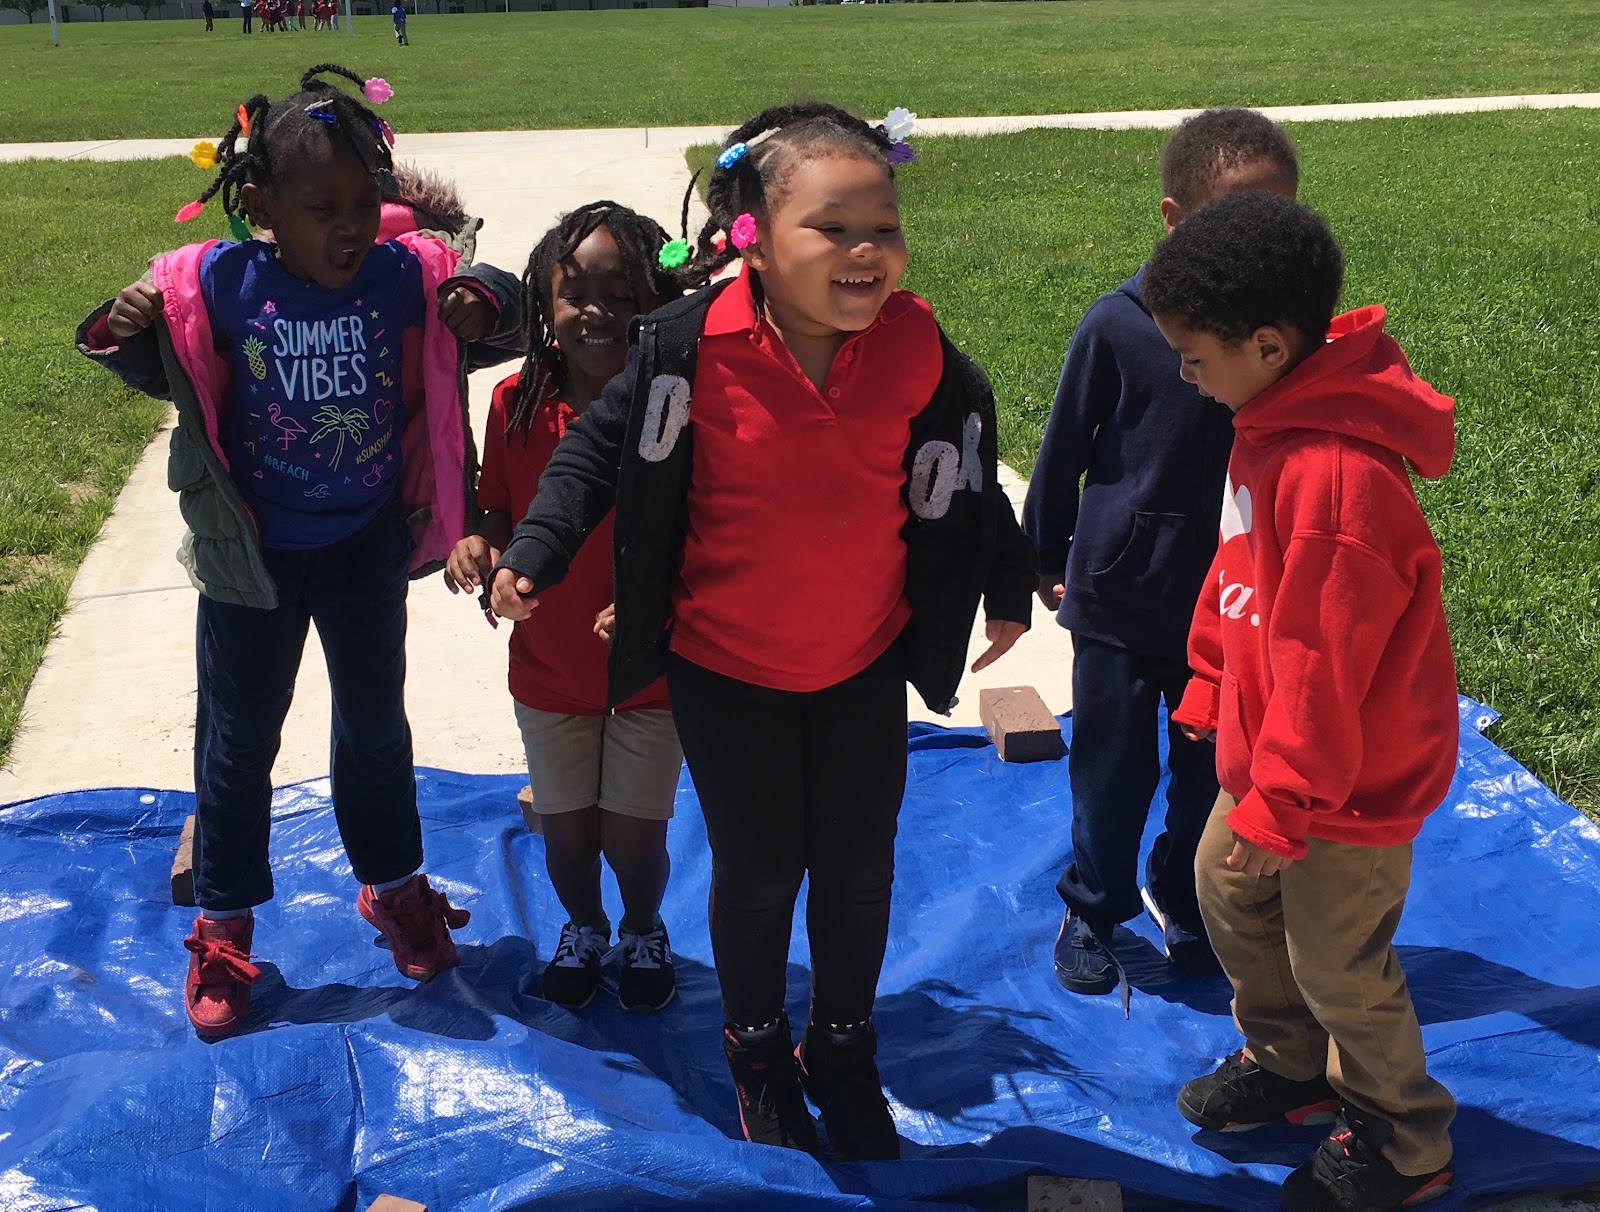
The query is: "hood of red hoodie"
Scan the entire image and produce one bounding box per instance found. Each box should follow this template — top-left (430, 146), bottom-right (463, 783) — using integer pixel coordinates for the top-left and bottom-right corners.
top-left (1233, 305), bottom-right (1455, 481)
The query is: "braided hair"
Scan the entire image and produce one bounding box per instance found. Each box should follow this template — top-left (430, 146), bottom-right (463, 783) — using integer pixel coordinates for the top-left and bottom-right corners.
top-left (504, 201), bottom-right (679, 440)
top-left (677, 102), bottom-right (899, 290)
top-left (192, 64), bottom-right (396, 223)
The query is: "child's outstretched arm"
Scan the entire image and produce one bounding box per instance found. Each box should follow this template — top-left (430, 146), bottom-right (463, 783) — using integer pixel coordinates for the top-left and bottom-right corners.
top-left (1022, 320), bottom-right (1120, 609)
top-left (75, 278), bottom-right (172, 400)
top-left (438, 262), bottom-right (525, 371)
top-left (972, 498), bottom-right (1037, 672)
top-left (486, 338), bottom-right (637, 621)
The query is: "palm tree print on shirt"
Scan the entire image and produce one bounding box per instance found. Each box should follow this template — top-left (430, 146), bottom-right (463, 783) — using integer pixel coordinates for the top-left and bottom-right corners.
top-left (309, 406), bottom-right (371, 470)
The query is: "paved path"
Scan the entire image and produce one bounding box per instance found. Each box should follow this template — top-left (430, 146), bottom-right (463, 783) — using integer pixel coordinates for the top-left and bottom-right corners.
top-left (5, 93), bottom-right (1600, 1210)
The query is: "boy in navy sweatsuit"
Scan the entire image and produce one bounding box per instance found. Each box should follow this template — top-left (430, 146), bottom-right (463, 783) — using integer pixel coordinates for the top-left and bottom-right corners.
top-left (1023, 109), bottom-right (1300, 996)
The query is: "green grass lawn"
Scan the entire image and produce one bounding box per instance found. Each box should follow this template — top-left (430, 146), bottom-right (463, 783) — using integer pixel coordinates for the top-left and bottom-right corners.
top-left (896, 109), bottom-right (1600, 812)
top-left (0, 159), bottom-right (181, 767)
top-left (1, 108), bottom-right (1597, 817)
top-left (1, 0), bottom-right (1599, 140)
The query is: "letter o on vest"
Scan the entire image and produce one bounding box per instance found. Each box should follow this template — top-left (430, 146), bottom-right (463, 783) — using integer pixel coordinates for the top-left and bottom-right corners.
top-left (909, 440), bottom-right (961, 520)
top-left (638, 375), bottom-right (691, 463)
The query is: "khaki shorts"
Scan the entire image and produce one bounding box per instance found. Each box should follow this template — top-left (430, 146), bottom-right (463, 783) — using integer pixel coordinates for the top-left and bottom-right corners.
top-left (513, 702), bottom-right (682, 820)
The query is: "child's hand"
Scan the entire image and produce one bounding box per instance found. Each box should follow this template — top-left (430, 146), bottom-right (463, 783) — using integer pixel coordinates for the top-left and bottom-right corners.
top-left (1036, 575), bottom-right (1064, 611)
top-left (489, 566), bottom-right (540, 621)
top-left (1225, 834), bottom-right (1294, 876)
top-left (106, 281), bottom-right (163, 341)
top-left (444, 535), bottom-right (499, 594)
top-left (594, 603), bottom-right (616, 646)
top-left (971, 619), bottom-right (1027, 673)
top-left (1181, 724), bottom-right (1217, 743)
top-left (437, 286), bottom-right (497, 342)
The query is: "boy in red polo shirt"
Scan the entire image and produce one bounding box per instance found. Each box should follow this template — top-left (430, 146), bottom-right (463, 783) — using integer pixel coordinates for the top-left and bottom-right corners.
top-left (1145, 191), bottom-right (1457, 1212)
top-left (446, 203), bottom-right (684, 1014)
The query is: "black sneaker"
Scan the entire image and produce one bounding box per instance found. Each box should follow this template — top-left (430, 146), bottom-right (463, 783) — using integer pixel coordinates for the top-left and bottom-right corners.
top-left (723, 1016), bottom-right (819, 1153)
top-left (797, 1020), bottom-right (901, 1161)
top-left (1141, 886), bottom-right (1221, 976)
top-left (609, 920), bottom-right (676, 1012)
top-left (1053, 910), bottom-right (1118, 995)
top-left (1281, 1105), bottom-right (1453, 1211)
top-left (1179, 1050), bottom-right (1340, 1132)
top-left (541, 921), bottom-right (609, 1010)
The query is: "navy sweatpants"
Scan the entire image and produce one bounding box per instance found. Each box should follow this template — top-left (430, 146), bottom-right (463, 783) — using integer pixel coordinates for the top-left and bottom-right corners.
top-left (192, 500), bottom-right (421, 911)
top-left (1056, 633), bottom-right (1219, 932)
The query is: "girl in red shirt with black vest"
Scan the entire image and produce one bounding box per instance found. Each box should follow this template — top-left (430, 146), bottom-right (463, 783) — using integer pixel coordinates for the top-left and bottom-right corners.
top-left (488, 102), bottom-right (1037, 1161)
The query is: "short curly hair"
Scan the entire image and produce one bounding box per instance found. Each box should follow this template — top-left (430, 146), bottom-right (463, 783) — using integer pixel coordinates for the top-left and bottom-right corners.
top-left (1161, 107), bottom-right (1299, 209)
top-left (1143, 191), bottom-right (1344, 345)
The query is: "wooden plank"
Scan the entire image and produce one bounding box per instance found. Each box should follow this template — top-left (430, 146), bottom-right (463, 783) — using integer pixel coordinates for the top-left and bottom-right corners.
top-left (171, 814), bottom-right (197, 906)
top-left (979, 686), bottom-right (1065, 763)
top-left (367, 1197), bottom-right (428, 1212)
top-left (517, 783), bottom-right (542, 834)
top-left (1027, 1176), bottom-right (1123, 1212)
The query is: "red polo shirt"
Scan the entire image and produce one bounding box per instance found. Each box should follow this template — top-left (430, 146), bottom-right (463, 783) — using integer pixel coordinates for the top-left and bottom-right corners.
top-left (478, 372), bottom-right (669, 716)
top-left (670, 268), bottom-right (943, 691)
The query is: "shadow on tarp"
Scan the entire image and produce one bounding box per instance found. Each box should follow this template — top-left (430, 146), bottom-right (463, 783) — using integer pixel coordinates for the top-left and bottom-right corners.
top-left (2, 698), bottom-right (1599, 1210)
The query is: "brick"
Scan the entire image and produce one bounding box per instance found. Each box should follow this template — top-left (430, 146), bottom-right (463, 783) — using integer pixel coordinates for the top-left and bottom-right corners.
top-left (170, 815), bottom-right (197, 906)
top-left (517, 784), bottom-right (543, 835)
top-left (1027, 1176), bottom-right (1123, 1212)
top-left (367, 1197), bottom-right (428, 1212)
top-left (979, 686), bottom-right (1065, 763)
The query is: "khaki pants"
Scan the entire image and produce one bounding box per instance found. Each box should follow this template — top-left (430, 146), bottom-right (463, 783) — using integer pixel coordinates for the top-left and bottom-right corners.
top-left (1196, 792), bottom-right (1455, 1174)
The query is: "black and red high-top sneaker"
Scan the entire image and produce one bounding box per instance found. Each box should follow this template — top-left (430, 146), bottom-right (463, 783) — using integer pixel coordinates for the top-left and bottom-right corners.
top-left (1179, 1050), bottom-right (1340, 1132)
top-left (1281, 1104), bottom-right (1452, 1211)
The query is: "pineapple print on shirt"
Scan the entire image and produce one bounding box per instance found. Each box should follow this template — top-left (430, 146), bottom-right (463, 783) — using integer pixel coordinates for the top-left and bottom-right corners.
top-left (202, 238), bottom-right (425, 549)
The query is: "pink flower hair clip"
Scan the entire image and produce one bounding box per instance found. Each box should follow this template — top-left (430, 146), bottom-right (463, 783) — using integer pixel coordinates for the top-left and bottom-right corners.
top-left (363, 77), bottom-right (394, 105)
top-left (729, 212), bottom-right (758, 250)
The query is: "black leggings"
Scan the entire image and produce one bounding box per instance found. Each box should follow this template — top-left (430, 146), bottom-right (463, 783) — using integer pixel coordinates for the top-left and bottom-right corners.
top-left (667, 642), bottom-right (908, 1027)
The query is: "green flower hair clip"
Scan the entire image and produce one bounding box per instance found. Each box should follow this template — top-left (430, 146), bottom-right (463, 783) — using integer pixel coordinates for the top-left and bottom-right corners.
top-left (658, 238), bottom-right (690, 270)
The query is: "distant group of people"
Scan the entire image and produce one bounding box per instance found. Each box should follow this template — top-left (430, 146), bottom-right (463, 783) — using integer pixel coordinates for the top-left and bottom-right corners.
top-left (204, 0), bottom-right (342, 33)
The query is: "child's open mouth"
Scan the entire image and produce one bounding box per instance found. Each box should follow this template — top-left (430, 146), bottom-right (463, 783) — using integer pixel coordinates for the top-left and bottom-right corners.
top-left (834, 273), bottom-right (880, 299)
top-left (330, 248), bottom-right (360, 272)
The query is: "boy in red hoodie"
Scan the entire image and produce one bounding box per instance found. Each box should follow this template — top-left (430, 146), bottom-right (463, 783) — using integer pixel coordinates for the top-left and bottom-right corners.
top-left (1144, 192), bottom-right (1458, 1212)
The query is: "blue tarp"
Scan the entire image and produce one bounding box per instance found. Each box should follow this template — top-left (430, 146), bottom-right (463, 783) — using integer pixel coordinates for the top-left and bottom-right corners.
top-left (2, 697), bottom-right (1599, 1211)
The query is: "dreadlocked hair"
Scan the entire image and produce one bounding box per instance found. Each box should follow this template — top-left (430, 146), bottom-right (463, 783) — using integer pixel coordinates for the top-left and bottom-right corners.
top-left (504, 200), bottom-right (679, 441)
top-left (192, 63), bottom-right (396, 222)
top-left (676, 101), bottom-right (897, 290)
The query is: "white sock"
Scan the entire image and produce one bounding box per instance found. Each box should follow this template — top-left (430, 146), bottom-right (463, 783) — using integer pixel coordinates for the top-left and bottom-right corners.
top-left (371, 872), bottom-right (418, 895)
top-left (201, 907), bottom-right (250, 921)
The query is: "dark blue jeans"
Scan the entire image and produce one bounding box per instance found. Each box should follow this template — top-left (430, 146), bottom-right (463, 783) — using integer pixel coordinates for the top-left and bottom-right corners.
top-left (192, 501), bottom-right (421, 911)
top-left (1056, 633), bottom-right (1219, 933)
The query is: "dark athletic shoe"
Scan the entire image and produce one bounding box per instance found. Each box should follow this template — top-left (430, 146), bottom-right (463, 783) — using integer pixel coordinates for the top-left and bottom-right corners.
top-left (1179, 1050), bottom-right (1340, 1132)
top-left (1053, 910), bottom-right (1118, 995)
top-left (723, 1016), bottom-right (819, 1153)
top-left (610, 920), bottom-right (676, 1013)
top-left (797, 1020), bottom-right (900, 1161)
top-left (1281, 1105), bottom-right (1453, 1211)
top-left (541, 921), bottom-right (609, 1010)
top-left (1141, 885), bottom-right (1221, 976)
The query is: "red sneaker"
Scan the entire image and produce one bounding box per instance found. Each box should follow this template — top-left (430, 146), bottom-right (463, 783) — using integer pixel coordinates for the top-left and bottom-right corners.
top-left (183, 913), bottom-right (261, 1040)
top-left (356, 874), bottom-right (470, 981)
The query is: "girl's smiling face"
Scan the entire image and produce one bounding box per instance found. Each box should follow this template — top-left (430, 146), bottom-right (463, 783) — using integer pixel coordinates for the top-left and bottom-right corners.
top-left (740, 151), bottom-right (908, 342)
top-left (243, 135), bottom-right (383, 289)
top-left (548, 227), bottom-right (656, 395)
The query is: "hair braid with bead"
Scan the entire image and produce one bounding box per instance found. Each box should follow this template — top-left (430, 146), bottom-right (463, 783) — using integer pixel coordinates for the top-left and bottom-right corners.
top-left (190, 63), bottom-right (396, 224)
top-left (674, 101), bottom-right (897, 291)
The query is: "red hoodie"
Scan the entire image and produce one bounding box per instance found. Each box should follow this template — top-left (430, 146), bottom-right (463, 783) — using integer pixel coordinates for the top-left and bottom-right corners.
top-left (1171, 305), bottom-right (1458, 858)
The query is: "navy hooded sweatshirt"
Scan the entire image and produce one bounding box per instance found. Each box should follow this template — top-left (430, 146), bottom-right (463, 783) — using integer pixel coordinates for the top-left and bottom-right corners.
top-left (1022, 266), bottom-right (1236, 661)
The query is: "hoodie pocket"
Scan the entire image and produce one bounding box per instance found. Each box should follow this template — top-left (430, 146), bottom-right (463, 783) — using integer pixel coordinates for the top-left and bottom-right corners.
top-left (1089, 510), bottom-right (1208, 600)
